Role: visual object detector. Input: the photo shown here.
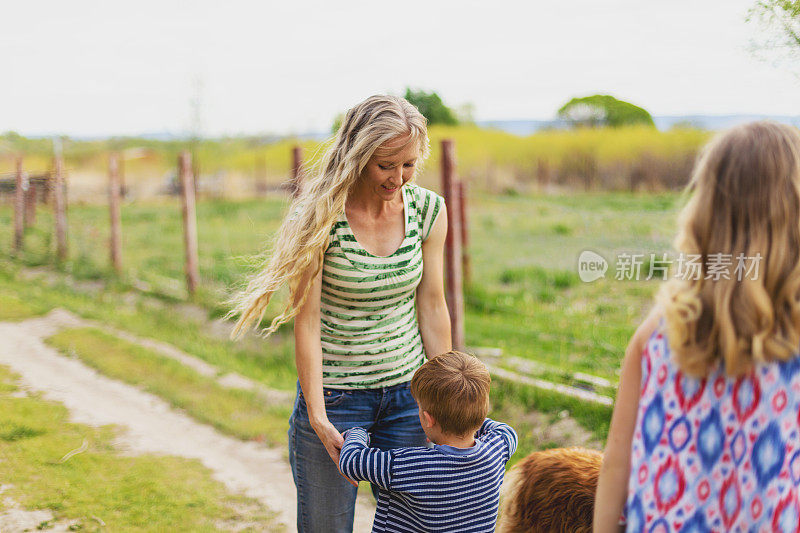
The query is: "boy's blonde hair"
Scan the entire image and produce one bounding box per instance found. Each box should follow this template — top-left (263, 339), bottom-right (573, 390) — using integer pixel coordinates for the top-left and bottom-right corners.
top-left (410, 351), bottom-right (491, 436)
top-left (659, 121), bottom-right (800, 377)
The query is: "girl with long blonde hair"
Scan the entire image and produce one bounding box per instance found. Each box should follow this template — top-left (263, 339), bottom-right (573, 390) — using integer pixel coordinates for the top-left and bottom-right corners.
top-left (595, 121), bottom-right (800, 532)
top-left (229, 94), bottom-right (452, 532)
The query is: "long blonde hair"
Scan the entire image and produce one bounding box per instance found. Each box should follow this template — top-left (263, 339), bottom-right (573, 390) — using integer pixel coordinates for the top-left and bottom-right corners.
top-left (227, 95), bottom-right (430, 339)
top-left (659, 121), bottom-right (800, 377)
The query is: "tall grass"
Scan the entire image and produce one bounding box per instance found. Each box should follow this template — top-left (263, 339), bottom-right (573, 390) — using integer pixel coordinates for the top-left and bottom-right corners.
top-left (0, 364), bottom-right (278, 531)
top-left (0, 126), bottom-right (709, 196)
top-left (0, 190), bottom-right (679, 383)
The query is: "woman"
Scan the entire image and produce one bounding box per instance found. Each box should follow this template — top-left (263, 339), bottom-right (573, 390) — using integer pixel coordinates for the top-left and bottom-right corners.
top-left (229, 95), bottom-right (452, 532)
top-left (594, 121), bottom-right (800, 532)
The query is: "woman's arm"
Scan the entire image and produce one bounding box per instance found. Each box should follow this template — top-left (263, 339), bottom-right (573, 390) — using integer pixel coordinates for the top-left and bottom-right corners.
top-left (294, 259), bottom-right (344, 464)
top-left (416, 204), bottom-right (452, 358)
top-left (593, 307), bottom-right (661, 533)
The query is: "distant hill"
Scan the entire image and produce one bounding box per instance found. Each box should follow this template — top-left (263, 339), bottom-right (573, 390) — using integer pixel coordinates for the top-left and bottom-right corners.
top-left (478, 115), bottom-right (800, 135)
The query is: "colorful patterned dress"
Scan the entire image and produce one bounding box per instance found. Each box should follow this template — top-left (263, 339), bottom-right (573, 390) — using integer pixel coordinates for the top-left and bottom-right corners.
top-left (626, 320), bottom-right (800, 532)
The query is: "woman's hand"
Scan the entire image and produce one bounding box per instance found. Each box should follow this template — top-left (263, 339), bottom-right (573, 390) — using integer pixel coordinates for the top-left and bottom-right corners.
top-left (311, 417), bottom-right (345, 464)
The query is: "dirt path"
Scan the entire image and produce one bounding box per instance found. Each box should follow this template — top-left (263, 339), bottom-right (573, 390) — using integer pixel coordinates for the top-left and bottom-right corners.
top-left (0, 311), bottom-right (375, 532)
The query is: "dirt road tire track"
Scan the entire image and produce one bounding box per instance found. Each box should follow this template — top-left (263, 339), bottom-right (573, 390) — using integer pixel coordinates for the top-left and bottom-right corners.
top-left (0, 311), bottom-right (375, 532)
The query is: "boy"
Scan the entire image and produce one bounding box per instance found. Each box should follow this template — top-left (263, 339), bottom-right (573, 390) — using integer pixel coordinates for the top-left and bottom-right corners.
top-left (339, 351), bottom-right (518, 532)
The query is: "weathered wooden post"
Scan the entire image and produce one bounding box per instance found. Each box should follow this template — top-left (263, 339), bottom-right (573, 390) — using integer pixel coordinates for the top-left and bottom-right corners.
top-left (441, 139), bottom-right (465, 351)
top-left (53, 151), bottom-right (68, 262)
top-left (13, 157), bottom-right (24, 253)
top-left (457, 180), bottom-right (471, 285)
top-left (119, 157), bottom-right (127, 199)
top-left (292, 145), bottom-right (303, 198)
top-left (44, 171), bottom-right (54, 206)
top-left (109, 152), bottom-right (123, 274)
top-left (536, 158), bottom-right (551, 189)
top-left (192, 157), bottom-right (200, 203)
top-left (24, 181), bottom-right (36, 228)
top-left (179, 151), bottom-right (200, 296)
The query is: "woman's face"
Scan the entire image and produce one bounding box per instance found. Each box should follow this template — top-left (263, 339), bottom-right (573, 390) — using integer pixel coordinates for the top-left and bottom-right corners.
top-left (359, 134), bottom-right (419, 201)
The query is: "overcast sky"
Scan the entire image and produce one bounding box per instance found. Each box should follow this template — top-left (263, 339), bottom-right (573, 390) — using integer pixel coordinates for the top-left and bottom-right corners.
top-left (4, 0), bottom-right (799, 137)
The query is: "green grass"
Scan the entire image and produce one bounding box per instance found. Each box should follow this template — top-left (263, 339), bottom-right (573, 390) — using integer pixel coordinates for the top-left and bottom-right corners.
top-left (0, 189), bottom-right (684, 451)
top-left (0, 190), bottom-right (677, 315)
top-left (0, 290), bottom-right (44, 320)
top-left (41, 324), bottom-right (611, 464)
top-left (45, 327), bottom-right (291, 446)
top-left (0, 190), bottom-right (670, 385)
top-left (465, 275), bottom-right (655, 379)
top-left (0, 195), bottom-right (291, 308)
top-left (0, 365), bottom-right (279, 532)
top-left (0, 261), bottom-right (297, 392)
top-left (458, 191), bottom-right (677, 379)
top-left (0, 125), bottom-right (708, 172)
top-left (0, 262), bottom-right (606, 469)
top-left (491, 379), bottom-right (611, 466)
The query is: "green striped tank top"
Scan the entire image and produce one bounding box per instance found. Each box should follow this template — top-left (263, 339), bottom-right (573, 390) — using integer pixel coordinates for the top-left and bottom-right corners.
top-left (320, 183), bottom-right (444, 389)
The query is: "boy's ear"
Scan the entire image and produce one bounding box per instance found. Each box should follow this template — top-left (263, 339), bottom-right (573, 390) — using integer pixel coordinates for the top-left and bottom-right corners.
top-left (422, 410), bottom-right (436, 429)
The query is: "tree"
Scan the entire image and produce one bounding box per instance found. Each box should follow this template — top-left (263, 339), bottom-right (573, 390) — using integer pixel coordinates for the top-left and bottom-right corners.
top-left (331, 113), bottom-right (345, 134)
top-left (403, 89), bottom-right (459, 126)
top-left (748, 1), bottom-right (800, 62)
top-left (330, 89), bottom-right (459, 132)
top-left (455, 102), bottom-right (476, 125)
top-left (557, 95), bottom-right (655, 128)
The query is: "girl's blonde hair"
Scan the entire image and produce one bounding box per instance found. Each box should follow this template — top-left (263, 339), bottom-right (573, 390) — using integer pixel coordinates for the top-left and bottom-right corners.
top-left (227, 94), bottom-right (430, 339)
top-left (659, 121), bottom-right (800, 377)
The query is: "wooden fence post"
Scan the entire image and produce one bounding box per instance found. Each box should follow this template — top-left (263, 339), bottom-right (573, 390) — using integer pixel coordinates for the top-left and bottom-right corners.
top-left (192, 157), bottom-right (200, 203)
top-left (109, 152), bottom-right (123, 274)
top-left (45, 171), bottom-right (54, 206)
top-left (13, 157), bottom-right (24, 253)
top-left (536, 158), bottom-right (551, 189)
top-left (457, 180), bottom-right (470, 285)
top-left (179, 151), bottom-right (200, 296)
top-left (119, 156), bottom-right (127, 199)
top-left (53, 154), bottom-right (68, 262)
top-left (24, 181), bottom-right (36, 228)
top-left (292, 145), bottom-right (303, 198)
top-left (441, 139), bottom-right (465, 351)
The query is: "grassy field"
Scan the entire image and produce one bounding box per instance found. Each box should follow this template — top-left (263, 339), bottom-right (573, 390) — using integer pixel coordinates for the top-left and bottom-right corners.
top-left (464, 192), bottom-right (677, 378)
top-left (46, 327), bottom-right (292, 446)
top-left (0, 261), bottom-right (613, 459)
top-left (0, 363), bottom-right (278, 531)
top-left (0, 188), bottom-right (684, 457)
top-left (0, 125), bottom-right (708, 198)
top-left (0, 184), bottom-right (690, 516)
top-left (0, 190), bottom-right (679, 381)
top-left (0, 264), bottom-right (297, 391)
top-left (0, 184), bottom-right (687, 533)
top-left (0, 114), bottom-right (704, 529)
top-left (0, 191), bottom-right (678, 386)
top-left (1, 126), bottom-right (709, 175)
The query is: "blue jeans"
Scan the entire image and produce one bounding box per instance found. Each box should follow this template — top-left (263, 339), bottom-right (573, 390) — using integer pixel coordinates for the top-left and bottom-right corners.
top-left (288, 380), bottom-right (427, 533)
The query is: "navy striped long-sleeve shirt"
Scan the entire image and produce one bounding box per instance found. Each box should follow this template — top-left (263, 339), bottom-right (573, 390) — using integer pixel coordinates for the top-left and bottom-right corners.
top-left (339, 418), bottom-right (518, 533)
